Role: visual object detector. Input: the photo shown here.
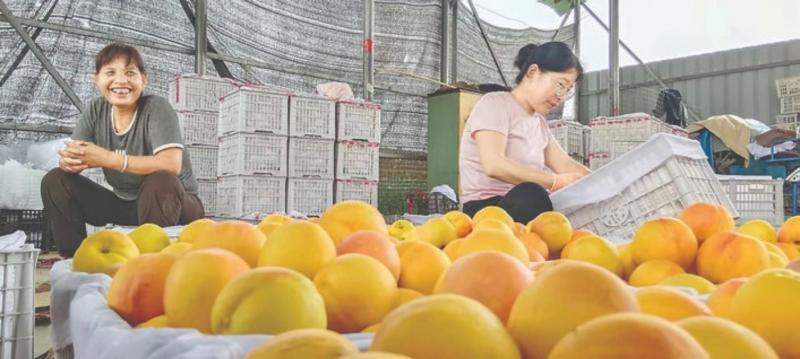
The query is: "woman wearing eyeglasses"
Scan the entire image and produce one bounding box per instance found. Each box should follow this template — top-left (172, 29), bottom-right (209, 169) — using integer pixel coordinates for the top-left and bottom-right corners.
top-left (458, 41), bottom-right (590, 223)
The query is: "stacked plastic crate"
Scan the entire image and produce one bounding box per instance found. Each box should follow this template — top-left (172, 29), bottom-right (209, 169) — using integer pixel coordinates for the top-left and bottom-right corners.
top-left (169, 74), bottom-right (239, 217)
top-left (334, 101), bottom-right (381, 206)
top-left (216, 86), bottom-right (290, 218)
top-left (548, 119), bottom-right (590, 163)
top-left (286, 94), bottom-right (336, 216)
top-left (775, 76), bottom-right (800, 134)
top-left (589, 113), bottom-right (684, 169)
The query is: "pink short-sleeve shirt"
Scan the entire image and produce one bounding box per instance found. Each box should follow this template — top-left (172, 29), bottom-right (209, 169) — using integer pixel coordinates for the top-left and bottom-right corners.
top-left (459, 92), bottom-right (553, 203)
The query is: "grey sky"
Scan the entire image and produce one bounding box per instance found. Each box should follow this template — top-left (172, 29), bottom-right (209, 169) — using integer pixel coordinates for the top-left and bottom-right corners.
top-left (473, 0), bottom-right (800, 72)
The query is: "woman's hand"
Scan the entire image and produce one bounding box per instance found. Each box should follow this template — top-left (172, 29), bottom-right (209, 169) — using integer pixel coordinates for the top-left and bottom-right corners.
top-left (58, 141), bottom-right (88, 173)
top-left (550, 172), bottom-right (584, 192)
top-left (70, 140), bottom-right (118, 170)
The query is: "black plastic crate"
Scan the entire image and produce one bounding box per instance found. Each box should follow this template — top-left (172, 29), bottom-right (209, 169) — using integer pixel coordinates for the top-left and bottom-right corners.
top-left (0, 209), bottom-right (53, 250)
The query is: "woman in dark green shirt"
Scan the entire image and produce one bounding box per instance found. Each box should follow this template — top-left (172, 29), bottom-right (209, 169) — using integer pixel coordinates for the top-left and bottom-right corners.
top-left (41, 43), bottom-right (203, 257)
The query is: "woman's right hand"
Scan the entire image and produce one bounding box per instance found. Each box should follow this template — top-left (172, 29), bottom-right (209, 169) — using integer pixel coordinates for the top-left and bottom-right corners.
top-left (550, 172), bottom-right (584, 192)
top-left (58, 140), bottom-right (88, 173)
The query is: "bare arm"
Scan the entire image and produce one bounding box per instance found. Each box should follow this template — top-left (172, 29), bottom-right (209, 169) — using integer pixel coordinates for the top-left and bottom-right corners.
top-left (544, 138), bottom-right (590, 175)
top-left (71, 141), bottom-right (182, 176)
top-left (474, 130), bottom-right (556, 189)
top-left (112, 148), bottom-right (183, 176)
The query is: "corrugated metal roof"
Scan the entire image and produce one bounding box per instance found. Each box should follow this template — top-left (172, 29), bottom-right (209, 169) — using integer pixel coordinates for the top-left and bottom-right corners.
top-left (578, 38), bottom-right (800, 124)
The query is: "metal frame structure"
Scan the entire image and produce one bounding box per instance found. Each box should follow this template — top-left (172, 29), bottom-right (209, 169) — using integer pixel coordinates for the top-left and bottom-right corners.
top-left (0, 0), bottom-right (679, 129)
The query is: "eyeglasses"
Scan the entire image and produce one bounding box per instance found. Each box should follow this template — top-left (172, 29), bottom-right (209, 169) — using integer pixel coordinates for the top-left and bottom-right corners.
top-left (549, 76), bottom-right (575, 100)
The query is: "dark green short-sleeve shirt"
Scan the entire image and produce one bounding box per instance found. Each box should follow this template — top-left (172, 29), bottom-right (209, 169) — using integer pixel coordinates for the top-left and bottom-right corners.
top-left (72, 95), bottom-right (198, 200)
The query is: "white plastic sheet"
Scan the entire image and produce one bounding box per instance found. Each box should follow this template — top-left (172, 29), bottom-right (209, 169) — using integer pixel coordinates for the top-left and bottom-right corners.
top-left (50, 260), bottom-right (374, 358)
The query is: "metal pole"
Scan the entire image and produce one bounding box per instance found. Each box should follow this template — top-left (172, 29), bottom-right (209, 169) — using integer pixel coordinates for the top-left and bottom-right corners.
top-left (179, 0), bottom-right (232, 79)
top-left (466, 0), bottom-right (508, 87)
top-left (573, 1), bottom-right (581, 122)
top-left (0, 0), bottom-right (83, 112)
top-left (440, 0), bottom-right (449, 83)
top-left (582, 2), bottom-right (699, 121)
top-left (451, 0), bottom-right (458, 82)
top-left (608, 0), bottom-right (620, 116)
top-left (363, 0), bottom-right (375, 100)
top-left (195, 0), bottom-right (207, 76)
top-left (550, 8), bottom-right (572, 41)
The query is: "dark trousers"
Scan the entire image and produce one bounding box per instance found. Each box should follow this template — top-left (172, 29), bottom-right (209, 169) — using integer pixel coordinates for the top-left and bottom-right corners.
top-left (462, 182), bottom-right (553, 224)
top-left (41, 169), bottom-right (204, 257)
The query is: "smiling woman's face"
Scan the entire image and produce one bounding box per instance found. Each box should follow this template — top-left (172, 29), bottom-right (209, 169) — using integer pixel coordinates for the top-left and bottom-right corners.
top-left (95, 56), bottom-right (147, 110)
top-left (518, 65), bottom-right (578, 114)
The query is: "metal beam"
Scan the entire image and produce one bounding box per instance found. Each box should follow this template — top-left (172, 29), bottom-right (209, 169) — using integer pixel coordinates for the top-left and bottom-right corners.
top-left (440, 0), bottom-right (449, 83)
top-left (0, 15), bottom-right (194, 54)
top-left (363, 0), bottom-right (375, 100)
top-left (194, 0), bottom-right (207, 75)
top-left (206, 52), bottom-right (338, 82)
top-left (451, 0), bottom-right (458, 81)
top-left (178, 0), bottom-right (233, 79)
top-left (581, 3), bottom-right (668, 93)
top-left (573, 1), bottom-right (581, 122)
top-left (0, 0), bottom-right (57, 88)
top-left (550, 8), bottom-right (572, 42)
top-left (582, 3), bottom-right (700, 121)
top-left (608, 0), bottom-right (619, 115)
top-left (0, 122), bottom-right (73, 134)
top-left (466, 0), bottom-right (508, 87)
top-left (0, 0), bottom-right (83, 112)
top-left (580, 57), bottom-right (800, 96)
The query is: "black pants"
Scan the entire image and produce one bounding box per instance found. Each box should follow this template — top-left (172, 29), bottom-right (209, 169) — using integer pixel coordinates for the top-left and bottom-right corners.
top-left (41, 169), bottom-right (204, 257)
top-left (462, 182), bottom-right (553, 224)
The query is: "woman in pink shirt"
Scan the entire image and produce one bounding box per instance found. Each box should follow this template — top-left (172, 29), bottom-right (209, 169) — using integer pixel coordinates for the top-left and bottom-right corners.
top-left (459, 41), bottom-right (590, 223)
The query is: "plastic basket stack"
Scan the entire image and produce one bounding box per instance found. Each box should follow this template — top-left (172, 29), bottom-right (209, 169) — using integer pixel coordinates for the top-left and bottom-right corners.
top-left (775, 76), bottom-right (800, 134)
top-left (169, 74), bottom-right (241, 217)
top-left (548, 119), bottom-right (590, 164)
top-left (334, 101), bottom-right (381, 207)
top-left (589, 113), bottom-right (687, 170)
top-left (216, 86), bottom-right (291, 218)
top-left (286, 94), bottom-right (336, 216)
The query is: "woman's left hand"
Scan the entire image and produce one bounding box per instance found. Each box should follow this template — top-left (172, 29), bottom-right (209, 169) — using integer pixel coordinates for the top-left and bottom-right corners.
top-left (71, 140), bottom-right (117, 169)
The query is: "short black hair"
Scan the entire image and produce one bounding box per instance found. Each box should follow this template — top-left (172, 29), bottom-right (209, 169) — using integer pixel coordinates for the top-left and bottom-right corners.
top-left (513, 41), bottom-right (582, 84)
top-left (95, 43), bottom-right (147, 76)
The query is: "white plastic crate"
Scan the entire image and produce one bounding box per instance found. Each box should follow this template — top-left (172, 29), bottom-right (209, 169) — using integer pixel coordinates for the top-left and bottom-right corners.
top-left (335, 140), bottom-right (380, 180)
top-left (776, 113), bottom-right (799, 126)
top-left (289, 95), bottom-right (336, 139)
top-left (335, 179), bottom-right (378, 206)
top-left (0, 245), bottom-right (38, 359)
top-left (590, 114), bottom-right (669, 154)
top-left (216, 175), bottom-right (286, 218)
top-left (776, 76), bottom-right (800, 97)
top-left (168, 74), bottom-right (239, 112)
top-left (552, 134), bottom-right (737, 244)
top-left (548, 120), bottom-right (585, 158)
top-left (218, 133), bottom-right (287, 177)
top-left (717, 175), bottom-right (784, 225)
top-left (288, 137), bottom-right (335, 178)
top-left (186, 145), bottom-right (217, 179)
top-left (197, 179), bottom-right (217, 216)
top-left (287, 178), bottom-right (334, 216)
top-left (610, 141), bottom-right (644, 160)
top-left (588, 152), bottom-right (610, 170)
top-left (219, 87), bottom-right (290, 136)
top-left (336, 101), bottom-right (381, 142)
top-left (177, 111), bottom-right (218, 146)
top-left (780, 94), bottom-right (800, 114)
